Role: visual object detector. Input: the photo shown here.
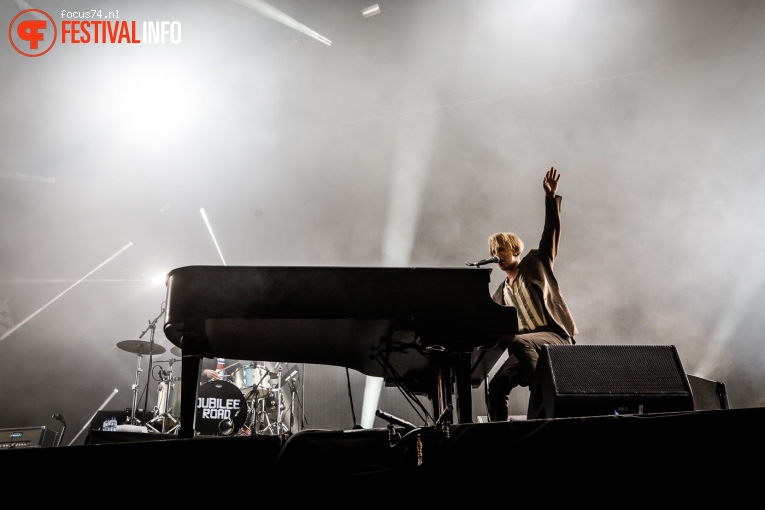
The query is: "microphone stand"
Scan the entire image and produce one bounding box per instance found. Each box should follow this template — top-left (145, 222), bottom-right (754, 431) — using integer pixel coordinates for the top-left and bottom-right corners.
top-left (139, 303), bottom-right (165, 427)
top-left (287, 376), bottom-right (306, 432)
top-left (274, 363), bottom-right (287, 436)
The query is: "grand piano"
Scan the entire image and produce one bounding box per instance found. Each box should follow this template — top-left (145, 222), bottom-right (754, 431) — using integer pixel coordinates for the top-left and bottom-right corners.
top-left (162, 265), bottom-right (517, 438)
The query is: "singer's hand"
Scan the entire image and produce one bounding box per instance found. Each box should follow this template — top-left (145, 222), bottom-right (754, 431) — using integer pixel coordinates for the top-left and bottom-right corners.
top-left (543, 166), bottom-right (560, 197)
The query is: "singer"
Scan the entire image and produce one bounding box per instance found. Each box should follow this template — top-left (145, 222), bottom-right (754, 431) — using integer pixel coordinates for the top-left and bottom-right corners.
top-left (485, 167), bottom-right (578, 422)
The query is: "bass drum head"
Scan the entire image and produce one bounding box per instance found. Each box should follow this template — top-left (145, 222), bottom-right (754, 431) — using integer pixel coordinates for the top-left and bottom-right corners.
top-left (196, 380), bottom-right (247, 436)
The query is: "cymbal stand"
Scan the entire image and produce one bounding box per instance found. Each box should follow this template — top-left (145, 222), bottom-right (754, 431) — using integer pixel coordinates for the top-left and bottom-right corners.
top-left (243, 368), bottom-right (270, 433)
top-left (241, 389), bottom-right (258, 435)
top-left (128, 352), bottom-right (145, 425)
top-left (267, 363), bottom-right (289, 436)
top-left (138, 303), bottom-right (166, 426)
top-left (275, 363), bottom-right (283, 433)
top-left (285, 372), bottom-right (304, 432)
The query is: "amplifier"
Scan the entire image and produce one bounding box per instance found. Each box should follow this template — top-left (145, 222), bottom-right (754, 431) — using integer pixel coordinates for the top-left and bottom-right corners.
top-left (0, 426), bottom-right (58, 449)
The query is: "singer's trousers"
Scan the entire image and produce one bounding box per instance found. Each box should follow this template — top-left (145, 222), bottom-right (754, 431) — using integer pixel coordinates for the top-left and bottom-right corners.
top-left (487, 329), bottom-right (572, 422)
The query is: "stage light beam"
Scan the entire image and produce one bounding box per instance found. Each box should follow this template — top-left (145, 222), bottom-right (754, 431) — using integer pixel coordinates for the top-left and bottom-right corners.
top-left (0, 242), bottom-right (134, 343)
top-left (231, 0), bottom-right (332, 46)
top-left (361, 4), bottom-right (381, 18)
top-left (200, 208), bottom-right (227, 266)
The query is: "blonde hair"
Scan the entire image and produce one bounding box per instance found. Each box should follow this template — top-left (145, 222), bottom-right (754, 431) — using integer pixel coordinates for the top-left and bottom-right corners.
top-left (488, 232), bottom-right (524, 257)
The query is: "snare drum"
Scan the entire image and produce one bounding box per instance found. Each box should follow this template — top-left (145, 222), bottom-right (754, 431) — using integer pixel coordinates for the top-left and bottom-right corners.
top-left (232, 363), bottom-right (271, 398)
top-left (196, 380), bottom-right (247, 436)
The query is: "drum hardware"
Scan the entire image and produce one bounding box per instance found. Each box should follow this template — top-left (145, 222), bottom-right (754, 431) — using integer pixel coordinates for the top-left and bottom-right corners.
top-left (116, 339), bottom-right (166, 426)
top-left (132, 302), bottom-right (168, 427)
top-left (283, 366), bottom-right (305, 431)
top-left (238, 362), bottom-right (304, 436)
top-left (252, 362), bottom-right (290, 436)
top-left (146, 358), bottom-right (181, 434)
top-left (247, 390), bottom-right (285, 436)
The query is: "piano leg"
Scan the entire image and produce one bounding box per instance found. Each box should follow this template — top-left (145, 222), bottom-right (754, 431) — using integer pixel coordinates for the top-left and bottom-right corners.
top-left (435, 368), bottom-right (450, 420)
top-left (452, 352), bottom-right (473, 424)
top-left (433, 354), bottom-right (474, 425)
top-left (179, 353), bottom-right (201, 439)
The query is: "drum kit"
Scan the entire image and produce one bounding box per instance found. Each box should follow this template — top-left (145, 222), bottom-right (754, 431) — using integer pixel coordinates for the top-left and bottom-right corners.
top-left (115, 338), bottom-right (299, 437)
top-left (197, 361), bottom-right (298, 437)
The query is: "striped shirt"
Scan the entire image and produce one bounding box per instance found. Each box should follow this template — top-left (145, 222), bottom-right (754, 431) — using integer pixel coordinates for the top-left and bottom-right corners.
top-left (503, 273), bottom-right (547, 333)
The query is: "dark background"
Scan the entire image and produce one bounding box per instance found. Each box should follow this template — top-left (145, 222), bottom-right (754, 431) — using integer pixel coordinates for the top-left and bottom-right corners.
top-left (1, 0), bottom-right (764, 444)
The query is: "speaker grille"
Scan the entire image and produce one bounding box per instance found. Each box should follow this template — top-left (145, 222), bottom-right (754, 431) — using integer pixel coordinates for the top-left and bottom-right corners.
top-left (528, 344), bottom-right (694, 419)
top-left (548, 345), bottom-right (689, 395)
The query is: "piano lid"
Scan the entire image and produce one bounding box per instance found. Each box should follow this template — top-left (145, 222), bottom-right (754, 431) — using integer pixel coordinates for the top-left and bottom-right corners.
top-left (163, 265), bottom-right (517, 386)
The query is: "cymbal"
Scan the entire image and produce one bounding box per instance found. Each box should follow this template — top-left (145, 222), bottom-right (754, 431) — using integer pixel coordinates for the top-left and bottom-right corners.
top-left (116, 340), bottom-right (166, 355)
top-left (170, 346), bottom-right (182, 357)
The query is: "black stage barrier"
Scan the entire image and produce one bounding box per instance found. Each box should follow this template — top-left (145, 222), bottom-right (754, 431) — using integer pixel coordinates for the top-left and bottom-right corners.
top-left (3, 407), bottom-right (762, 494)
top-left (271, 428), bottom-right (402, 486)
top-left (270, 407), bottom-right (764, 486)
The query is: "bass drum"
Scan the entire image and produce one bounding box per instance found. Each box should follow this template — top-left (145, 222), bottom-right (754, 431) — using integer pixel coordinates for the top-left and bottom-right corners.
top-left (196, 380), bottom-right (247, 436)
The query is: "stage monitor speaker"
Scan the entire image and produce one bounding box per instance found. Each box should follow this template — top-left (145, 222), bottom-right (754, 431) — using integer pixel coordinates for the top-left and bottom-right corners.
top-left (527, 344), bottom-right (694, 419)
top-left (687, 374), bottom-right (729, 410)
top-left (0, 426), bottom-right (58, 449)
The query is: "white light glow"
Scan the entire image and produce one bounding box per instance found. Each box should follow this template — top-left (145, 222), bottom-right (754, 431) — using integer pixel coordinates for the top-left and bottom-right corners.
top-left (151, 272), bottom-right (168, 286)
top-left (361, 4), bottom-right (381, 18)
top-left (360, 376), bottom-right (384, 428)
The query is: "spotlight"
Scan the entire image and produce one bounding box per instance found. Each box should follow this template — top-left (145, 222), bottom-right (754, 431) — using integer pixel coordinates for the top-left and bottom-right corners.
top-left (151, 272), bottom-right (168, 286)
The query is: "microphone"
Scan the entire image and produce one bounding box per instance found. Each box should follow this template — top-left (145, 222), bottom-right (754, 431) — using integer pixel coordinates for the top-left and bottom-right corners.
top-left (435, 404), bottom-right (453, 438)
top-left (282, 367), bottom-right (299, 384)
top-left (375, 410), bottom-right (416, 431)
top-left (465, 256), bottom-right (500, 267)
